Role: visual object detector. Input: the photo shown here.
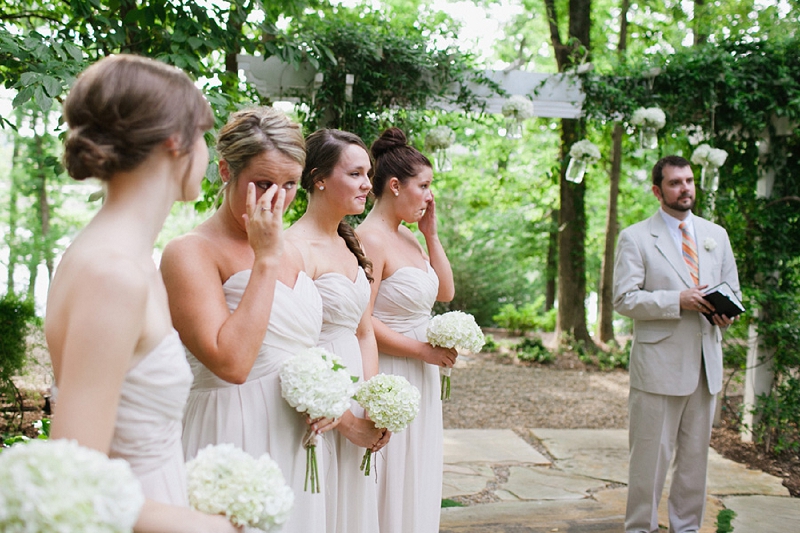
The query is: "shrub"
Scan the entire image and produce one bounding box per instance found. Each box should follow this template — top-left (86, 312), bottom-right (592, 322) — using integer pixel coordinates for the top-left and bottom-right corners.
top-left (482, 334), bottom-right (498, 352)
top-left (492, 297), bottom-right (555, 335)
top-left (0, 292), bottom-right (36, 432)
top-left (515, 337), bottom-right (554, 364)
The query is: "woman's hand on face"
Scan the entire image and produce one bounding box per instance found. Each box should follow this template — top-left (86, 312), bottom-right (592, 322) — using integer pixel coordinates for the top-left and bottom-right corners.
top-left (417, 194), bottom-right (437, 238)
top-left (421, 343), bottom-right (457, 368)
top-left (243, 182), bottom-right (286, 264)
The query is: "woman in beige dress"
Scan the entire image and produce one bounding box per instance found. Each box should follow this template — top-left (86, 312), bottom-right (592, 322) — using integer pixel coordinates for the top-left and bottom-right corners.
top-left (45, 54), bottom-right (238, 532)
top-left (356, 127), bottom-right (456, 533)
top-left (161, 107), bottom-right (335, 533)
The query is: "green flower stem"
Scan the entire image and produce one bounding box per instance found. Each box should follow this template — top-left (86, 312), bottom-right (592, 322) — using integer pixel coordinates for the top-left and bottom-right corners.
top-left (360, 448), bottom-right (372, 476)
top-left (304, 444), bottom-right (320, 493)
top-left (441, 375), bottom-right (451, 400)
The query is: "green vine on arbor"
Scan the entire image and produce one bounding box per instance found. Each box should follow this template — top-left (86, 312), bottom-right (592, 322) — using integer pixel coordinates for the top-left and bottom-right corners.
top-left (580, 37), bottom-right (800, 453)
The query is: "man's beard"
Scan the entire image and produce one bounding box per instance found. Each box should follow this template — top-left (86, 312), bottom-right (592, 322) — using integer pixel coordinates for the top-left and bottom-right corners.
top-left (663, 194), bottom-right (695, 212)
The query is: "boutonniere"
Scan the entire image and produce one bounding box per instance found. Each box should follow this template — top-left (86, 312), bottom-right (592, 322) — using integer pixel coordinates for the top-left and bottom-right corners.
top-left (704, 238), bottom-right (717, 251)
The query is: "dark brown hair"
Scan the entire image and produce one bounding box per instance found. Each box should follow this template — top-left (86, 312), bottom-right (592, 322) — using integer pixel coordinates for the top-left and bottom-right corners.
top-left (370, 127), bottom-right (431, 198)
top-left (652, 155), bottom-right (691, 188)
top-left (62, 54), bottom-right (214, 181)
top-left (303, 129), bottom-right (374, 282)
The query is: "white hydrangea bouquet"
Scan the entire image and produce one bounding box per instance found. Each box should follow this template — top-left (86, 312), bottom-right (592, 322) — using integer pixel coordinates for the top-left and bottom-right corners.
top-left (354, 374), bottom-right (421, 476)
top-left (427, 310), bottom-right (486, 400)
top-left (0, 439), bottom-right (144, 533)
top-left (691, 143), bottom-right (728, 168)
top-left (424, 125), bottom-right (456, 151)
top-left (280, 347), bottom-right (357, 492)
top-left (187, 443), bottom-right (294, 532)
top-left (569, 140), bottom-right (601, 162)
top-left (630, 106), bottom-right (666, 129)
top-left (501, 95), bottom-right (535, 120)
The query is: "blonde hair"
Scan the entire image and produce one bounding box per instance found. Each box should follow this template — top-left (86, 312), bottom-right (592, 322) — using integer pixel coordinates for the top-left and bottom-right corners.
top-left (216, 107), bottom-right (305, 188)
top-left (62, 54), bottom-right (213, 181)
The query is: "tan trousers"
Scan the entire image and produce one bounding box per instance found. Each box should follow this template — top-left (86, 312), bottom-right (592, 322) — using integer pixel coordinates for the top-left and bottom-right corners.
top-left (625, 370), bottom-right (716, 533)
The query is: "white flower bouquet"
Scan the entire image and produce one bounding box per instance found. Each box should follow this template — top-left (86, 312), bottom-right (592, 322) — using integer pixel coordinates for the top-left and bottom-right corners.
top-left (0, 439), bottom-right (144, 533)
top-left (569, 140), bottom-right (601, 162)
top-left (280, 347), bottom-right (357, 492)
top-left (501, 95), bottom-right (534, 120)
top-left (691, 143), bottom-right (728, 168)
top-left (630, 107), bottom-right (666, 130)
top-left (425, 125), bottom-right (456, 151)
top-left (354, 374), bottom-right (421, 476)
top-left (187, 443), bottom-right (294, 532)
top-left (427, 311), bottom-right (485, 400)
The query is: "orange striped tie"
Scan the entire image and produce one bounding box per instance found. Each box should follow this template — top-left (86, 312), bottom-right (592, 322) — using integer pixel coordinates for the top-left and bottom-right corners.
top-left (679, 222), bottom-right (699, 285)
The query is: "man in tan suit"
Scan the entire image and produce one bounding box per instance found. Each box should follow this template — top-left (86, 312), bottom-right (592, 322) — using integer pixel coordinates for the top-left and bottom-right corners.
top-left (613, 155), bottom-right (740, 533)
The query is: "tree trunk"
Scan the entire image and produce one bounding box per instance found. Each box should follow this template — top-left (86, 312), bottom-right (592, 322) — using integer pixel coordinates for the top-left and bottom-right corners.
top-left (596, 0), bottom-right (629, 343)
top-left (597, 124), bottom-right (622, 342)
top-left (544, 0), bottom-right (593, 345)
top-left (556, 118), bottom-right (592, 343)
top-left (6, 130), bottom-right (21, 294)
top-left (545, 209), bottom-right (558, 311)
top-left (693, 0), bottom-right (708, 46)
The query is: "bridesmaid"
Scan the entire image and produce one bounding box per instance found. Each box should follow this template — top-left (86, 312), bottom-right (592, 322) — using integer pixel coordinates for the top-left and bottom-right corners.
top-left (160, 108), bottom-right (334, 533)
top-left (45, 55), bottom-right (237, 532)
top-left (285, 129), bottom-right (387, 533)
top-left (356, 127), bottom-right (457, 533)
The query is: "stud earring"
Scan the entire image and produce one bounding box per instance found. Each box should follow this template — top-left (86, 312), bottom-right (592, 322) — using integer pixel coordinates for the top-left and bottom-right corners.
top-left (319, 186), bottom-right (325, 191)
top-left (393, 191), bottom-right (399, 197)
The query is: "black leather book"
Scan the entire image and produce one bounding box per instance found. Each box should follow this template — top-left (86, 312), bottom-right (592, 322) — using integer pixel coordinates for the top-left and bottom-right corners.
top-left (702, 281), bottom-right (745, 323)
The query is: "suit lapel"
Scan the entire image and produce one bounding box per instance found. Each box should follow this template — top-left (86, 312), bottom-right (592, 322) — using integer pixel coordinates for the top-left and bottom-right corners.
top-left (648, 212), bottom-right (694, 288)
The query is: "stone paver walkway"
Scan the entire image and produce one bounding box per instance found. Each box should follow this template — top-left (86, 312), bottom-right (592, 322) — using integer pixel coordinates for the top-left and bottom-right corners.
top-left (440, 428), bottom-right (798, 533)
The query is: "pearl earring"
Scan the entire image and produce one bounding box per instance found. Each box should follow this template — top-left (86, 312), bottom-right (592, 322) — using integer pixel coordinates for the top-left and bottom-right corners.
top-left (319, 186), bottom-right (325, 191)
top-left (393, 191), bottom-right (399, 197)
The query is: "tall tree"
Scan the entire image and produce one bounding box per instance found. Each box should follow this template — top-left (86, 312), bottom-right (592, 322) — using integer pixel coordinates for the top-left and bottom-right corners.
top-left (544, 0), bottom-right (594, 345)
top-left (596, 0), bottom-right (630, 343)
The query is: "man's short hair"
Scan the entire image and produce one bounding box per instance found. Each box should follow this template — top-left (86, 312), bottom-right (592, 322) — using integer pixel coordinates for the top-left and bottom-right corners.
top-left (652, 155), bottom-right (691, 187)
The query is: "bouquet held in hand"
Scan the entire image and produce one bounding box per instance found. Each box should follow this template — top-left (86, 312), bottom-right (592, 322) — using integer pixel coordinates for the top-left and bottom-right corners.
top-left (0, 439), bottom-right (144, 533)
top-left (354, 373), bottom-right (421, 476)
top-left (280, 347), bottom-right (357, 492)
top-left (187, 443), bottom-right (294, 532)
top-left (427, 310), bottom-right (485, 400)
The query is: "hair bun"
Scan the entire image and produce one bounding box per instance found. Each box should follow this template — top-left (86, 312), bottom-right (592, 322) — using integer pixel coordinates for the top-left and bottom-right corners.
top-left (370, 127), bottom-right (407, 159)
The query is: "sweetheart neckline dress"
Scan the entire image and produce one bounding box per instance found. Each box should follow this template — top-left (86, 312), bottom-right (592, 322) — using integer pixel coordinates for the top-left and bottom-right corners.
top-left (109, 329), bottom-right (194, 506)
top-left (372, 262), bottom-right (442, 533)
top-left (181, 270), bottom-right (329, 533)
top-left (315, 268), bottom-right (380, 533)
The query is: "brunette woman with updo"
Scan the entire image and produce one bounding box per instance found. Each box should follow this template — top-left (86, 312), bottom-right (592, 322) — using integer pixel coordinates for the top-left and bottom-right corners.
top-left (161, 107), bottom-right (336, 533)
top-left (45, 54), bottom-right (238, 532)
top-left (356, 127), bottom-right (456, 533)
top-left (285, 129), bottom-right (388, 533)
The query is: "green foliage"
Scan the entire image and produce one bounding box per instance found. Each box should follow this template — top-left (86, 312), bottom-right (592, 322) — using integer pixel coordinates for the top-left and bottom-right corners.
top-left (440, 498), bottom-right (465, 508)
top-left (492, 297), bottom-right (557, 335)
top-left (715, 509), bottom-right (736, 533)
top-left (0, 292), bottom-right (34, 392)
top-left (596, 340), bottom-right (630, 371)
top-left (481, 334), bottom-right (498, 352)
top-left (514, 337), bottom-right (554, 364)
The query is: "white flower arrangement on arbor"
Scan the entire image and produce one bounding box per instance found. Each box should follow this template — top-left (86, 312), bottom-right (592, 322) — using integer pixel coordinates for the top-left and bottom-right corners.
top-left (565, 140), bottom-right (601, 184)
top-left (425, 126), bottom-right (456, 172)
top-left (0, 439), bottom-right (144, 533)
top-left (630, 107), bottom-right (666, 150)
top-left (691, 143), bottom-right (729, 193)
top-left (354, 374), bottom-right (421, 476)
top-left (187, 443), bottom-right (294, 532)
top-left (501, 95), bottom-right (534, 139)
top-left (280, 347), bottom-right (357, 492)
top-left (427, 310), bottom-right (485, 399)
